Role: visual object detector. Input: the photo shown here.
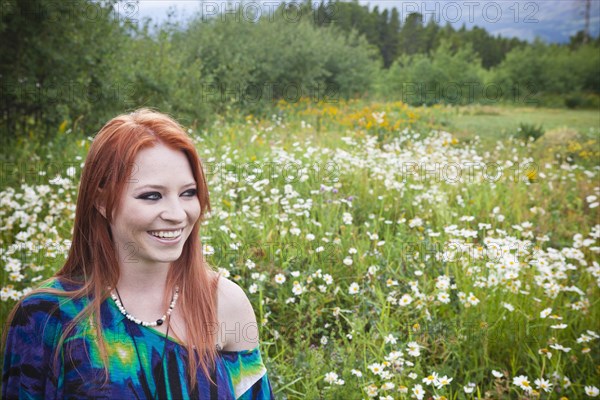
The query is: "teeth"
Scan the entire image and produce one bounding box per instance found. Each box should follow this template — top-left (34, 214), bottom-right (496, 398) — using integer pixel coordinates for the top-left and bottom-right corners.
top-left (149, 229), bottom-right (182, 239)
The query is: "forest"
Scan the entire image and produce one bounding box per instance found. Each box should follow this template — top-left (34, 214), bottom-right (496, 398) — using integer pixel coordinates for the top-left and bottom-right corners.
top-left (1, 0), bottom-right (599, 139)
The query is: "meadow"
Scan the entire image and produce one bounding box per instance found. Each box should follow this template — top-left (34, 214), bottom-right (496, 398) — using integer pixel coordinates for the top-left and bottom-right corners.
top-left (1, 100), bottom-right (599, 399)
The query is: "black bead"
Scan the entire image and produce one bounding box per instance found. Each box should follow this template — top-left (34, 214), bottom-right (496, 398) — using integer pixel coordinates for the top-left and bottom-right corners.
top-left (156, 319), bottom-right (163, 326)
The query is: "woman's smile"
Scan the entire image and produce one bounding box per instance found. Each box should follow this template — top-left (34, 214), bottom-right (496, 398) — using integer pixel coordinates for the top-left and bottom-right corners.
top-left (148, 228), bottom-right (184, 243)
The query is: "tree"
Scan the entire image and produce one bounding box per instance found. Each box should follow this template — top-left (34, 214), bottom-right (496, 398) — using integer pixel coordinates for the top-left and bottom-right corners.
top-left (399, 13), bottom-right (424, 55)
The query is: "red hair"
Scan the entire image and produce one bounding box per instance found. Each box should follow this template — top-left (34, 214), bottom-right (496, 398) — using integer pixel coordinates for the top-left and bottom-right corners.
top-left (5, 108), bottom-right (218, 388)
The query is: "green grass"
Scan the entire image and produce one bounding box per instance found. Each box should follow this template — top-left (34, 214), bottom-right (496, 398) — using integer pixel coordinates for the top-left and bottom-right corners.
top-left (446, 105), bottom-right (600, 146)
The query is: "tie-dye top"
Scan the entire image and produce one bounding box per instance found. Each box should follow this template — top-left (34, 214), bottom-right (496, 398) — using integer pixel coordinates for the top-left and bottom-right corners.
top-left (2, 279), bottom-right (274, 399)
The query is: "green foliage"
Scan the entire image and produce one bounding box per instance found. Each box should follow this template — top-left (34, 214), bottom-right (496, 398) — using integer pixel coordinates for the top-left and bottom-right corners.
top-left (182, 12), bottom-right (378, 112)
top-left (514, 122), bottom-right (545, 142)
top-left (1, 0), bottom-right (599, 148)
top-left (0, 0), bottom-right (132, 136)
top-left (492, 42), bottom-right (600, 105)
top-left (380, 41), bottom-right (484, 106)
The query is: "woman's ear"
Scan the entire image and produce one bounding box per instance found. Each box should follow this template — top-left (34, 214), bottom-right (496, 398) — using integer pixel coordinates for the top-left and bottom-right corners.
top-left (95, 188), bottom-right (107, 219)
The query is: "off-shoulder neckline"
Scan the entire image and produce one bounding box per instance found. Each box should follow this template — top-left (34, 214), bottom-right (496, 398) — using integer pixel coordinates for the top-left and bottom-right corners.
top-left (106, 296), bottom-right (259, 355)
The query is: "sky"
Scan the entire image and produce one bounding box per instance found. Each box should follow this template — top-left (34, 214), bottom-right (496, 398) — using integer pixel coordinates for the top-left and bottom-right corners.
top-left (129, 0), bottom-right (600, 43)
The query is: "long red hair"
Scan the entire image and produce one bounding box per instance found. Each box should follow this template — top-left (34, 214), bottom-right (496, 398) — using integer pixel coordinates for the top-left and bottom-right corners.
top-left (5, 108), bottom-right (218, 388)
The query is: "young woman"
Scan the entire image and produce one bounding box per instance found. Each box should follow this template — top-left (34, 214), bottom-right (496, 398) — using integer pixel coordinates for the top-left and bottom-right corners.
top-left (2, 109), bottom-right (274, 399)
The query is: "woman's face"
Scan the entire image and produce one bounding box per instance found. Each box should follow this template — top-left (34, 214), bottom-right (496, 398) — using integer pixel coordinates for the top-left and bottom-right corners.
top-left (109, 143), bottom-right (201, 268)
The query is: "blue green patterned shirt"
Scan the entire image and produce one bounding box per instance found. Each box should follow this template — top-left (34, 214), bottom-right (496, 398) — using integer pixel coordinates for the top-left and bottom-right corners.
top-left (2, 279), bottom-right (274, 399)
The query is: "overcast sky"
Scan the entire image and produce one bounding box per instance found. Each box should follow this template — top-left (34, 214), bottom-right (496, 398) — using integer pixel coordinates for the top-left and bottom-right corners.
top-left (129, 0), bottom-right (600, 43)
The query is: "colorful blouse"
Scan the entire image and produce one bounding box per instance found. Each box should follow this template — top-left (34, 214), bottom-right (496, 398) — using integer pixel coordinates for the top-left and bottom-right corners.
top-left (2, 279), bottom-right (274, 399)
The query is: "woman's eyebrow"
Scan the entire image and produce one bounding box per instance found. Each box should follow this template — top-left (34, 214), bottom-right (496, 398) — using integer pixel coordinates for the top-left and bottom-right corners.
top-left (134, 182), bottom-right (197, 191)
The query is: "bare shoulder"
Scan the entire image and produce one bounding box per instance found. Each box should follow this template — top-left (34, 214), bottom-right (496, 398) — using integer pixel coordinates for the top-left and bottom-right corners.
top-left (216, 276), bottom-right (260, 351)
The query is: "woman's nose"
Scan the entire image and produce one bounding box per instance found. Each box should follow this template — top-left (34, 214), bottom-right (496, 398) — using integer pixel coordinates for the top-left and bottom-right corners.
top-left (160, 197), bottom-right (187, 222)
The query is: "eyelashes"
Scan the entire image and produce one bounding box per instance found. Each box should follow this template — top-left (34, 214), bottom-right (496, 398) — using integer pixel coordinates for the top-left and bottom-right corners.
top-left (136, 189), bottom-right (197, 201)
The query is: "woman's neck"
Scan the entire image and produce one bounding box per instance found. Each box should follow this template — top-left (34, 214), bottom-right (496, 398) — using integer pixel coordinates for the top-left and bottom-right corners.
top-left (117, 261), bottom-right (171, 295)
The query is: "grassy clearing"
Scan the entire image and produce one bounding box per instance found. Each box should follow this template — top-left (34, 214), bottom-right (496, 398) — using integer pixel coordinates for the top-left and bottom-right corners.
top-left (1, 101), bottom-right (599, 399)
top-left (446, 105), bottom-right (600, 147)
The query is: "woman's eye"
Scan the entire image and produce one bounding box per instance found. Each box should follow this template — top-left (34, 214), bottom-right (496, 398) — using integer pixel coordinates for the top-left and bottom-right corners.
top-left (137, 192), bottom-right (161, 201)
top-left (182, 189), bottom-right (197, 197)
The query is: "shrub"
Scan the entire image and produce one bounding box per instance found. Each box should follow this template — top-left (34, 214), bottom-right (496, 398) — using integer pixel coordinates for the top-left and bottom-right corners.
top-left (514, 122), bottom-right (544, 141)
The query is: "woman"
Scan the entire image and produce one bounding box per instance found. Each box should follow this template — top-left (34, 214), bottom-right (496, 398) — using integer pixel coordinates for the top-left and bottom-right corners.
top-left (2, 109), bottom-right (274, 399)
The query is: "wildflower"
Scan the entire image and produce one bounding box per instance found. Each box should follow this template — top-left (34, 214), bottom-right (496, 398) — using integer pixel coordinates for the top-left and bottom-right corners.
top-left (464, 383), bottom-right (476, 393)
top-left (585, 386), bottom-right (599, 397)
top-left (245, 259), bottom-right (256, 269)
top-left (320, 336), bottom-right (328, 345)
top-left (549, 343), bottom-right (571, 352)
top-left (412, 384), bottom-right (425, 400)
top-left (368, 363), bottom-right (385, 376)
top-left (351, 369), bottom-right (362, 377)
top-left (292, 282), bottom-right (305, 296)
top-left (324, 372), bottom-right (338, 384)
top-left (274, 273), bottom-right (286, 284)
top-left (343, 257), bottom-right (353, 266)
top-left (380, 382), bottom-right (394, 390)
top-left (538, 348), bottom-right (552, 359)
top-left (248, 284), bottom-right (258, 294)
top-left (408, 372), bottom-right (418, 379)
top-left (385, 351), bottom-right (402, 362)
top-left (540, 308), bottom-right (552, 318)
top-left (306, 233), bottom-right (315, 241)
top-left (386, 278), bottom-right (398, 287)
top-left (348, 282), bottom-right (360, 295)
top-left (437, 292), bottom-right (450, 304)
top-left (407, 341), bottom-right (421, 357)
top-left (534, 378), bottom-right (552, 393)
top-left (399, 294), bottom-right (413, 306)
top-left (435, 375), bottom-right (452, 388)
top-left (409, 217), bottom-right (423, 228)
top-left (513, 375), bottom-right (532, 393)
top-left (365, 384), bottom-right (378, 397)
top-left (384, 334), bottom-right (397, 344)
top-left (466, 292), bottom-right (480, 306)
top-left (492, 370), bottom-right (504, 378)
top-left (422, 372), bottom-right (438, 386)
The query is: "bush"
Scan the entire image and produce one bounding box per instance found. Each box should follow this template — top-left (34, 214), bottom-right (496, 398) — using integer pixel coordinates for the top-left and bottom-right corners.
top-left (564, 92), bottom-right (600, 109)
top-left (514, 122), bottom-right (544, 141)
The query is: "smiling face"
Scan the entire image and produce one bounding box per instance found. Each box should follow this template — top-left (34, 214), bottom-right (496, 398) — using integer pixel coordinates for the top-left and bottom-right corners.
top-left (109, 143), bottom-right (201, 268)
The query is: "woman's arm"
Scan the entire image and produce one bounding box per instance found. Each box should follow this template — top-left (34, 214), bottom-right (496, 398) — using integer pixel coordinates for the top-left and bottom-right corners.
top-left (2, 295), bottom-right (63, 400)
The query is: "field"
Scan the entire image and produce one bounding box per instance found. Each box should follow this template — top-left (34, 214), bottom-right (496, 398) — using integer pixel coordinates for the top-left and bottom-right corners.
top-left (1, 101), bottom-right (599, 399)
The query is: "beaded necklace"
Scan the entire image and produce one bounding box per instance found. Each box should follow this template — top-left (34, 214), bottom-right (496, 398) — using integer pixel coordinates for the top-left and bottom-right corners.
top-left (114, 287), bottom-right (174, 400)
top-left (110, 286), bottom-right (179, 327)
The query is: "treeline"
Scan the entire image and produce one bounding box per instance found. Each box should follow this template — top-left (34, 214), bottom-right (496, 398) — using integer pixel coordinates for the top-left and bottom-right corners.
top-left (1, 0), bottom-right (599, 139)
